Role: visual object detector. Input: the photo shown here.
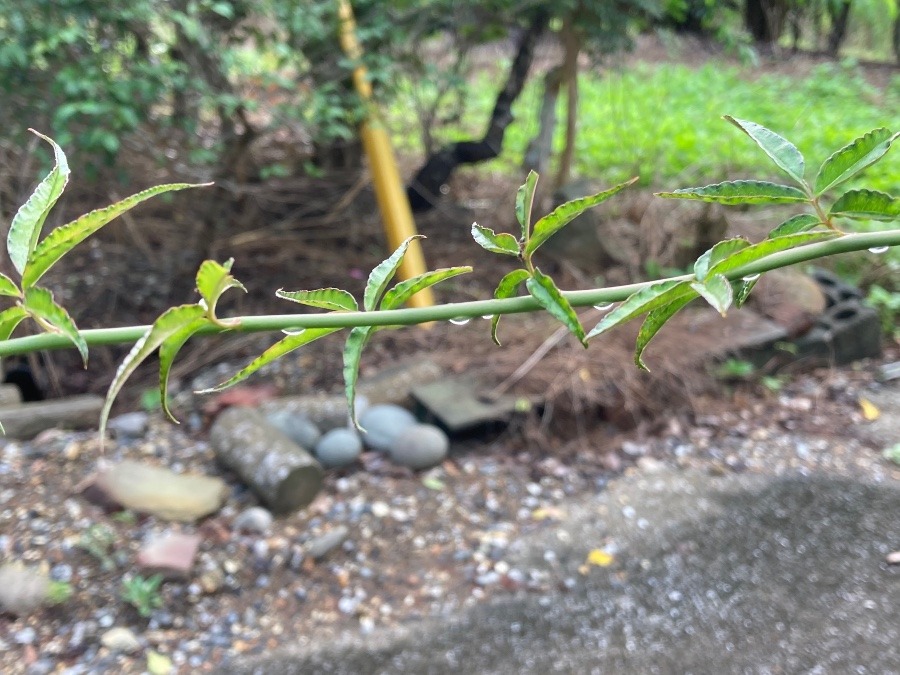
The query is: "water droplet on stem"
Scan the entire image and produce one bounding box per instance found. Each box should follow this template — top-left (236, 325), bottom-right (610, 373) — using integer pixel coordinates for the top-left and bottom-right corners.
top-left (449, 317), bottom-right (471, 325)
top-left (868, 246), bottom-right (889, 254)
top-left (742, 273), bottom-right (761, 282)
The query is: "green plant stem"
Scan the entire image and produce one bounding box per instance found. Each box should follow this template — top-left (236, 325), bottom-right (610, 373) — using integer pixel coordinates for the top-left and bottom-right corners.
top-left (1, 230), bottom-right (898, 358)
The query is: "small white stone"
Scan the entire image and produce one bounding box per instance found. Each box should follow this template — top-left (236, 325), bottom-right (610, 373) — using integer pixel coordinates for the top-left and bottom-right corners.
top-left (101, 627), bottom-right (141, 653)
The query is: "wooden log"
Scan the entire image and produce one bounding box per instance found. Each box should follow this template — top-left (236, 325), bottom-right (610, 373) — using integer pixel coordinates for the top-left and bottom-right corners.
top-left (0, 394), bottom-right (103, 439)
top-left (0, 384), bottom-right (22, 408)
top-left (210, 407), bottom-right (323, 514)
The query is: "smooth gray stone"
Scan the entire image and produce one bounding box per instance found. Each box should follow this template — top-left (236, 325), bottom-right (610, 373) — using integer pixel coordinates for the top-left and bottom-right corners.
top-left (264, 411), bottom-right (321, 451)
top-left (389, 424), bottom-right (448, 470)
top-left (359, 404), bottom-right (416, 452)
top-left (315, 428), bottom-right (362, 469)
top-left (224, 469), bottom-right (900, 674)
top-left (0, 394), bottom-right (103, 439)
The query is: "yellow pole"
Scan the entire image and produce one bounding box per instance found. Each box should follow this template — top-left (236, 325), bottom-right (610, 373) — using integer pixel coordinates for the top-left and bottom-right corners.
top-left (336, 0), bottom-right (434, 309)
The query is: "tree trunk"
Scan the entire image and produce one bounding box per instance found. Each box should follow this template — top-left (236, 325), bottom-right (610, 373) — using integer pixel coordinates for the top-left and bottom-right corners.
top-left (406, 10), bottom-right (549, 212)
top-left (745, 0), bottom-right (773, 43)
top-left (894, 13), bottom-right (900, 64)
top-left (523, 66), bottom-right (563, 176)
top-left (826, 0), bottom-right (853, 57)
top-left (554, 18), bottom-right (581, 191)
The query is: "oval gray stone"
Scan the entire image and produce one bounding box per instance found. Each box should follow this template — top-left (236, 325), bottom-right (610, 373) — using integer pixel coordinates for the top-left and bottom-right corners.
top-left (264, 411), bottom-right (321, 451)
top-left (389, 424), bottom-right (449, 470)
top-left (315, 429), bottom-right (362, 469)
top-left (359, 404), bottom-right (417, 452)
top-left (233, 506), bottom-right (273, 534)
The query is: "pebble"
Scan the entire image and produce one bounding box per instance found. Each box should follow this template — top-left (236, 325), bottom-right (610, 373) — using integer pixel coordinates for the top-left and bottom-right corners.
top-left (390, 424), bottom-right (449, 470)
top-left (107, 412), bottom-right (149, 440)
top-left (315, 429), bottom-right (362, 469)
top-left (264, 412), bottom-right (321, 451)
top-left (233, 507), bottom-right (273, 534)
top-left (14, 627), bottom-right (37, 645)
top-left (100, 627), bottom-right (141, 653)
top-left (359, 405), bottom-right (417, 452)
top-left (306, 526), bottom-right (349, 560)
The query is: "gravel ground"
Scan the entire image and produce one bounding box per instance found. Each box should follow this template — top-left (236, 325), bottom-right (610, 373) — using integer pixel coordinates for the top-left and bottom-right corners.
top-left (0, 346), bottom-right (897, 674)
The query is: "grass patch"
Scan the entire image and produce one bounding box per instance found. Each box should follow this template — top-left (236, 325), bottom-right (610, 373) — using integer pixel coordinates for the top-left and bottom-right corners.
top-left (391, 60), bottom-right (899, 191)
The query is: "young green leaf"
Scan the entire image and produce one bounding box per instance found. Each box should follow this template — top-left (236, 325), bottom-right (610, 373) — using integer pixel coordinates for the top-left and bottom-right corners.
top-left (471, 223), bottom-right (520, 256)
top-left (694, 238), bottom-right (750, 281)
top-left (158, 317), bottom-right (209, 422)
top-left (814, 128), bottom-right (898, 196)
top-left (0, 306), bottom-right (29, 341)
top-left (343, 326), bottom-right (375, 429)
top-left (706, 231), bottom-right (837, 277)
top-left (525, 268), bottom-right (586, 346)
top-left (525, 178), bottom-right (636, 256)
top-left (22, 183), bottom-right (208, 288)
top-left (22, 286), bottom-right (87, 365)
top-left (732, 276), bottom-right (760, 308)
top-left (8, 131), bottom-right (70, 275)
top-left (196, 326), bottom-right (341, 394)
top-left (724, 116), bottom-right (806, 186)
top-left (0, 274), bottom-right (21, 297)
top-left (587, 280), bottom-right (695, 339)
top-left (101, 304), bottom-right (207, 439)
top-left (829, 189), bottom-right (900, 222)
top-left (515, 170), bottom-right (539, 240)
top-left (634, 293), bottom-right (697, 370)
top-left (656, 180), bottom-right (808, 205)
top-left (195, 258), bottom-right (246, 323)
top-left (767, 214), bottom-right (821, 239)
top-left (490, 269), bottom-right (530, 345)
top-left (276, 288), bottom-right (358, 312)
top-left (364, 236), bottom-right (423, 311)
top-left (380, 266), bottom-right (472, 310)
top-left (690, 273), bottom-right (733, 316)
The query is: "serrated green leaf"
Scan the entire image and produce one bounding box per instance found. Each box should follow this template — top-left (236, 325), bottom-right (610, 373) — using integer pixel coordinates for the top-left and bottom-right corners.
top-left (471, 223), bottom-right (520, 256)
top-left (490, 268), bottom-right (530, 345)
top-left (515, 170), bottom-right (539, 240)
top-left (526, 268), bottom-right (586, 346)
top-left (343, 326), bottom-right (375, 429)
top-left (158, 317), bottom-right (209, 423)
top-left (364, 236), bottom-right (423, 311)
top-left (732, 275), bottom-right (760, 308)
top-left (814, 128), bottom-right (898, 196)
top-left (587, 280), bottom-right (695, 340)
top-left (22, 182), bottom-right (207, 288)
top-left (694, 238), bottom-right (751, 281)
top-left (724, 116), bottom-right (806, 186)
top-left (656, 180), bottom-right (808, 205)
top-left (196, 326), bottom-right (341, 394)
top-left (22, 286), bottom-right (87, 365)
top-left (0, 306), bottom-right (28, 341)
top-left (0, 273), bottom-right (20, 297)
top-left (195, 258), bottom-right (246, 322)
top-left (276, 288), bottom-right (358, 312)
top-left (634, 293), bottom-right (697, 370)
top-left (690, 273), bottom-right (733, 316)
top-left (706, 232), bottom-right (836, 278)
top-left (101, 304), bottom-right (207, 439)
top-left (381, 266), bottom-right (472, 310)
top-left (829, 189), bottom-right (900, 222)
top-left (768, 214), bottom-right (821, 238)
top-left (8, 131), bottom-right (70, 276)
top-left (526, 178), bottom-right (636, 256)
